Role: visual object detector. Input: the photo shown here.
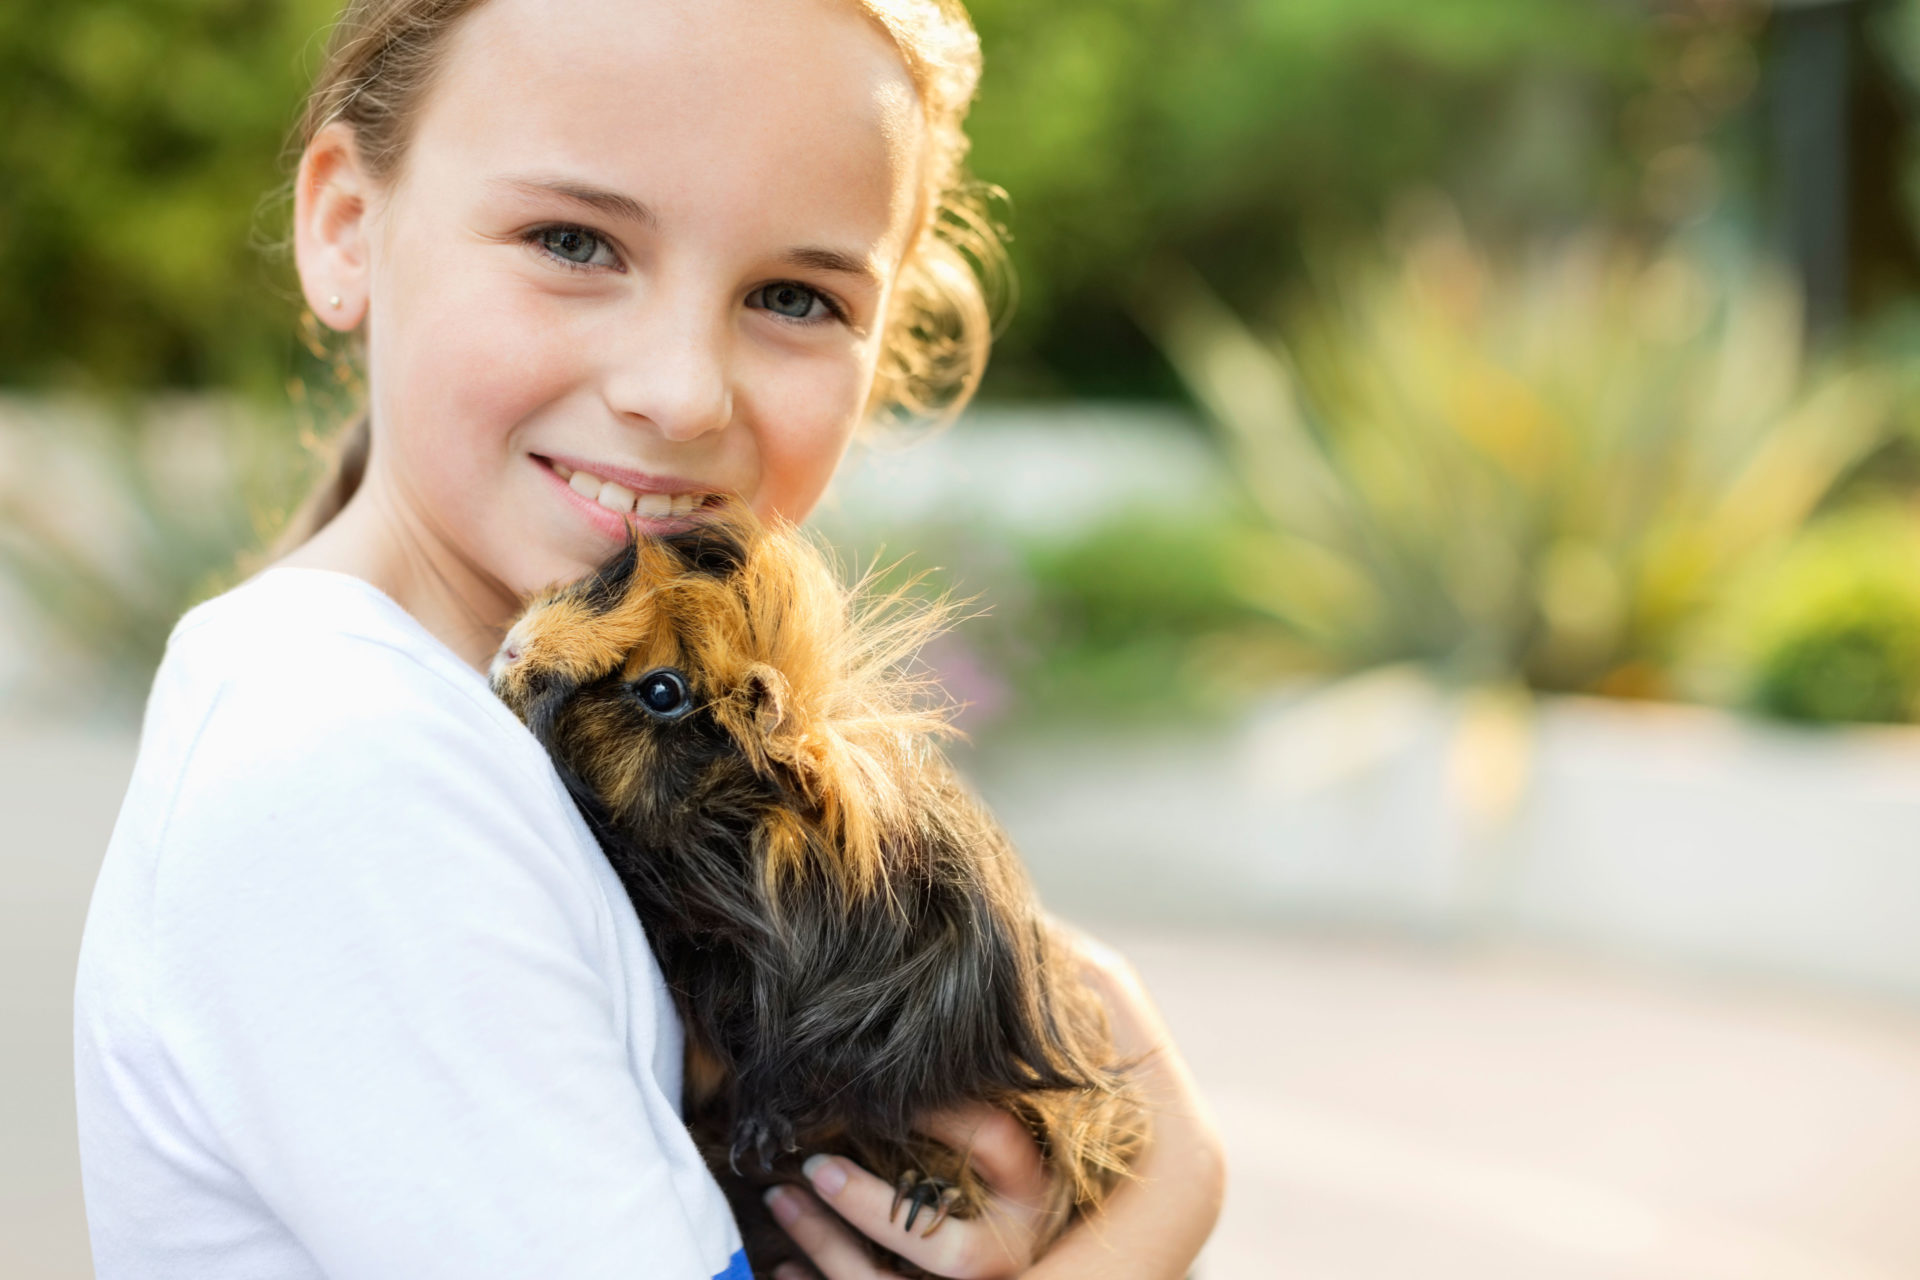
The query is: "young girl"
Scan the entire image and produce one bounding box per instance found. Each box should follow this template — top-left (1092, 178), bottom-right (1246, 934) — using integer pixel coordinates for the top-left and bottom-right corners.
top-left (73, 0), bottom-right (1224, 1276)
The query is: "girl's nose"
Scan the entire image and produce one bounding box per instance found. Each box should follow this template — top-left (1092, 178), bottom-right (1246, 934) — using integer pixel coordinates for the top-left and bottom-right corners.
top-left (602, 296), bottom-right (734, 443)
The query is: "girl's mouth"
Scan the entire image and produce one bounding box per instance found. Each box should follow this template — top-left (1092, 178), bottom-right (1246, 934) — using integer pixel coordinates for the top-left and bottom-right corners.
top-left (532, 454), bottom-right (727, 536)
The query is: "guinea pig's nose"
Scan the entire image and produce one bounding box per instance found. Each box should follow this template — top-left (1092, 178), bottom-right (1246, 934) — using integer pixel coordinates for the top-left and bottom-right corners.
top-left (497, 618), bottom-right (534, 667)
top-left (489, 621), bottom-right (533, 686)
top-left (491, 644), bottom-right (522, 687)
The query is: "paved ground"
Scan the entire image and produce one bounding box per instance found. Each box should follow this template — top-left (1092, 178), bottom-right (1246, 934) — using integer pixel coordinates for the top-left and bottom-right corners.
top-left (11, 721), bottom-right (1920, 1278)
top-left (1132, 930), bottom-right (1920, 1280)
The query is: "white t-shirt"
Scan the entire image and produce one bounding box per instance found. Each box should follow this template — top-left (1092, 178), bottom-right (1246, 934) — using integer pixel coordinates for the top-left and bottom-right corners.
top-left (73, 566), bottom-right (750, 1280)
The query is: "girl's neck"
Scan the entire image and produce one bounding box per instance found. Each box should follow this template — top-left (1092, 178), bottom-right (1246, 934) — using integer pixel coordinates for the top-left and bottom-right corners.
top-left (276, 467), bottom-right (518, 672)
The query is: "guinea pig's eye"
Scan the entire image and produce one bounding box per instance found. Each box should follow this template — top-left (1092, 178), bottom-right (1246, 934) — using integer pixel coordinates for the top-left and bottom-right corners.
top-left (630, 667), bottom-right (694, 720)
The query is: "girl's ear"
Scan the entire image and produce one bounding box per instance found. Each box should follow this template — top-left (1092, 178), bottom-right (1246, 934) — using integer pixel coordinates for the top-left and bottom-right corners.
top-left (294, 121), bottom-right (377, 332)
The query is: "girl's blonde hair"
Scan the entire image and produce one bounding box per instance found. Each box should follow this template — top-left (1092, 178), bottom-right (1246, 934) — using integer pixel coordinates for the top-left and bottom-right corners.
top-left (281, 0), bottom-right (1004, 547)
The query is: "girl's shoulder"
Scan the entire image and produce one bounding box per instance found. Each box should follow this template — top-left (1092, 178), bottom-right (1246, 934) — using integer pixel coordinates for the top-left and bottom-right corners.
top-left (101, 565), bottom-right (618, 988)
top-left (165, 565), bottom-right (502, 726)
top-left (153, 565), bottom-right (536, 777)
top-left (127, 566), bottom-right (580, 874)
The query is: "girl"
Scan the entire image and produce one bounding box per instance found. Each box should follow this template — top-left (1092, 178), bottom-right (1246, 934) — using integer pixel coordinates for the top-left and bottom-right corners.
top-left (73, 0), bottom-right (1225, 1276)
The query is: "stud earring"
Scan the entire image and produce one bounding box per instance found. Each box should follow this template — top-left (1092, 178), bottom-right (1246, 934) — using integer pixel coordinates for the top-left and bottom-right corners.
top-left (328, 295), bottom-right (342, 309)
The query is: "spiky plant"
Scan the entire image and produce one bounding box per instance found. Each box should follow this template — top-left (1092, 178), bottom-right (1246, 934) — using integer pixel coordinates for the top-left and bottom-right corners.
top-left (1142, 224), bottom-right (1897, 698)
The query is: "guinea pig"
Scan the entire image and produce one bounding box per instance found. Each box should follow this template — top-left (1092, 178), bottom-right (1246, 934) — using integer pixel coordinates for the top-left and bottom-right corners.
top-left (489, 502), bottom-right (1145, 1278)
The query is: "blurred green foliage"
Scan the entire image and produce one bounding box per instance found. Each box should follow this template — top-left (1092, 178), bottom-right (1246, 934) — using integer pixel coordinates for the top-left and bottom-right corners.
top-left (1140, 220), bottom-right (1900, 701)
top-left (1003, 511), bottom-right (1300, 723)
top-left (963, 0), bottom-right (1645, 394)
top-left (1022, 512), bottom-right (1259, 648)
top-left (1692, 507), bottom-right (1920, 725)
top-left (0, 0), bottom-right (337, 389)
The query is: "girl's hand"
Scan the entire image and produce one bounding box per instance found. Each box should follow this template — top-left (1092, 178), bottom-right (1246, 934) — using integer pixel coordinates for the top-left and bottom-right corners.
top-left (764, 1102), bottom-right (1055, 1280)
top-left (767, 927), bottom-right (1226, 1280)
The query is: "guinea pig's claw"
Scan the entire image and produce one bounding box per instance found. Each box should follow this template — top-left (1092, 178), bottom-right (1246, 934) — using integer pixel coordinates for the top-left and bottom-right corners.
top-left (728, 1114), bottom-right (794, 1175)
top-left (920, 1186), bottom-right (963, 1237)
top-left (891, 1170), bottom-right (961, 1236)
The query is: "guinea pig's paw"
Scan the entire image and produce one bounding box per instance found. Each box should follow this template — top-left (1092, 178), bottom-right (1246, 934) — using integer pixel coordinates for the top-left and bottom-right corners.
top-left (890, 1169), bottom-right (964, 1237)
top-left (729, 1110), bottom-right (798, 1175)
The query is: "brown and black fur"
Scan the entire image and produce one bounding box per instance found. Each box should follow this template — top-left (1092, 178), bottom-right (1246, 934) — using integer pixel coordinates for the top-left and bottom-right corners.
top-left (490, 504), bottom-right (1145, 1277)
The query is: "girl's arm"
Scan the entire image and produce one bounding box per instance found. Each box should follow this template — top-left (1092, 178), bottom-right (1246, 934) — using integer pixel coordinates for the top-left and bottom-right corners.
top-left (766, 932), bottom-right (1227, 1280)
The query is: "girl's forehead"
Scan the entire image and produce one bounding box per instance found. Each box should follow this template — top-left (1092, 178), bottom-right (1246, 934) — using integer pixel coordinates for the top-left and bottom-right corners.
top-left (408, 0), bottom-right (925, 256)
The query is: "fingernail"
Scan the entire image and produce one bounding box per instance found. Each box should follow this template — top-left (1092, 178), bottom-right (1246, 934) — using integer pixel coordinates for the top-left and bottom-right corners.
top-left (773, 1267), bottom-right (809, 1280)
top-left (802, 1153), bottom-right (847, 1197)
top-left (764, 1185), bottom-right (801, 1226)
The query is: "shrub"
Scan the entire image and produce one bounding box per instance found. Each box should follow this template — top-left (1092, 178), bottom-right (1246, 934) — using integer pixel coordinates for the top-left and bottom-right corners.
top-left (1708, 508), bottom-right (1920, 725)
top-left (1009, 510), bottom-right (1302, 721)
top-left (1140, 222), bottom-right (1899, 699)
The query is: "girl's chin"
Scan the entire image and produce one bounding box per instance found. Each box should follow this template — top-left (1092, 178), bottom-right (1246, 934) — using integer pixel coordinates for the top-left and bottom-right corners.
top-left (492, 515), bottom-right (623, 590)
top-left (498, 548), bottom-right (611, 602)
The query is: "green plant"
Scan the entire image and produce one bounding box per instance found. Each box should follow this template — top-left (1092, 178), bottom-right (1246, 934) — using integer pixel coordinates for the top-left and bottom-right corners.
top-left (1008, 510), bottom-right (1302, 721)
top-left (1692, 507), bottom-right (1920, 725)
top-left (0, 0), bottom-right (341, 389)
top-left (1140, 221), bottom-right (1899, 698)
top-left (815, 505), bottom-right (1304, 727)
top-left (962, 0), bottom-right (1648, 395)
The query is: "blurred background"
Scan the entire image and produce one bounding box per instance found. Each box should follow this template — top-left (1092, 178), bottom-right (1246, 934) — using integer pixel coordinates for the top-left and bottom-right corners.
top-left (11, 0), bottom-right (1920, 1275)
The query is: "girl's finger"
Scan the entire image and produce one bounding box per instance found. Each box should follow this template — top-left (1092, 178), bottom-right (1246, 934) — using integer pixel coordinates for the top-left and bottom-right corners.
top-left (798, 1154), bottom-right (1031, 1280)
top-left (916, 1103), bottom-right (1051, 1208)
top-left (764, 1184), bottom-right (887, 1280)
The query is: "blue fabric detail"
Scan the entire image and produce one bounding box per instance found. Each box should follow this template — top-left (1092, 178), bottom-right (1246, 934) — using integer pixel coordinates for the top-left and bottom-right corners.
top-left (713, 1248), bottom-right (753, 1280)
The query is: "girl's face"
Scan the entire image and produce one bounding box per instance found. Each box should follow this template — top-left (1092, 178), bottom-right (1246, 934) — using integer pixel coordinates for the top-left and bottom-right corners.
top-left (307, 0), bottom-right (926, 595)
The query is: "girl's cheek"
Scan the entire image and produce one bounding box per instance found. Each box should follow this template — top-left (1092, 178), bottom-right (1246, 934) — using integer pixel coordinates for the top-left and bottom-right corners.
top-left (391, 251), bottom-right (582, 450)
top-left (368, 231), bottom-right (607, 588)
top-left (751, 354), bottom-right (870, 521)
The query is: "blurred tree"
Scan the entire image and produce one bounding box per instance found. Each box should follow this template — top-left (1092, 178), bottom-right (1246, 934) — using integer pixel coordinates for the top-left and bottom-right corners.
top-left (963, 0), bottom-right (1647, 397)
top-left (0, 0), bottom-right (336, 391)
top-left (1854, 0), bottom-right (1920, 316)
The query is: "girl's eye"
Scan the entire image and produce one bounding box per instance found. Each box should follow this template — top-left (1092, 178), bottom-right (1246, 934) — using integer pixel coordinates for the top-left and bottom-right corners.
top-left (531, 225), bottom-right (619, 270)
top-left (749, 282), bottom-right (837, 323)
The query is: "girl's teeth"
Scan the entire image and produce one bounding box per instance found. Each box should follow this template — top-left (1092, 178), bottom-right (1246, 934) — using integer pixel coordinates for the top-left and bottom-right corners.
top-left (596, 482), bottom-right (636, 514)
top-left (558, 462), bottom-right (701, 519)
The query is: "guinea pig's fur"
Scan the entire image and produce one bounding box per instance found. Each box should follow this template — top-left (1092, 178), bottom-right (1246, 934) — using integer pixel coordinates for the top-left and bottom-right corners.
top-left (490, 504), bottom-right (1144, 1277)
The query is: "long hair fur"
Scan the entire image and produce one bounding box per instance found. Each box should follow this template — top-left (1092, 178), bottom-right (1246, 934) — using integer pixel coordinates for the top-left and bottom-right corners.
top-left (491, 503), bottom-right (1144, 1276)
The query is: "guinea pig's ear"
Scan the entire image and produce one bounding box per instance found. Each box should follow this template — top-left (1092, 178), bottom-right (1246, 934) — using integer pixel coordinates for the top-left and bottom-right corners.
top-left (743, 663), bottom-right (790, 737)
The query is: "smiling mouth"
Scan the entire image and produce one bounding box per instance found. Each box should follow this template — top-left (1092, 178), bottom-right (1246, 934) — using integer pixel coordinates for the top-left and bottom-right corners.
top-left (540, 457), bottom-right (722, 519)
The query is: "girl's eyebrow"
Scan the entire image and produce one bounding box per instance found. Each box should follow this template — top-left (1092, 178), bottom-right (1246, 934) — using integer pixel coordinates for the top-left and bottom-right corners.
top-left (490, 172), bottom-right (883, 292)
top-left (780, 246), bottom-right (884, 292)
top-left (489, 173), bottom-right (659, 229)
